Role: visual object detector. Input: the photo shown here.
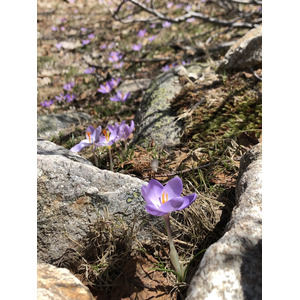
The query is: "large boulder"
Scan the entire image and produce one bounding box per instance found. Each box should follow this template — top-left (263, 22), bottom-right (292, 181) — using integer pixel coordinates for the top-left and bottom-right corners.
top-left (132, 64), bottom-right (211, 148)
top-left (37, 111), bottom-right (93, 140)
top-left (217, 25), bottom-right (262, 72)
top-left (37, 263), bottom-right (94, 299)
top-left (37, 140), bottom-right (157, 265)
top-left (187, 143), bottom-right (262, 300)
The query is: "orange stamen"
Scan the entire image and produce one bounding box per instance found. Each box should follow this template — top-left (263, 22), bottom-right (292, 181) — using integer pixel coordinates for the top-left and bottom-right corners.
top-left (87, 132), bottom-right (91, 143)
top-left (102, 129), bottom-right (110, 142)
top-left (162, 191), bottom-right (168, 204)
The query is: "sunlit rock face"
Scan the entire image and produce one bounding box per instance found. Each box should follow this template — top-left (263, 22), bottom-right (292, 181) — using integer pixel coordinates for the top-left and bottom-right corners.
top-left (217, 25), bottom-right (262, 72)
top-left (187, 143), bottom-right (262, 300)
top-left (37, 263), bottom-right (94, 300)
top-left (37, 140), bottom-right (158, 266)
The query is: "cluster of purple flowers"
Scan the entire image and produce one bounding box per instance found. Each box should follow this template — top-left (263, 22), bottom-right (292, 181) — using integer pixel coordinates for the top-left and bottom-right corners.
top-left (110, 91), bottom-right (131, 102)
top-left (40, 99), bottom-right (54, 107)
top-left (81, 32), bottom-right (95, 46)
top-left (40, 81), bottom-right (76, 108)
top-left (108, 51), bottom-right (123, 62)
top-left (97, 78), bottom-right (130, 102)
top-left (70, 120), bottom-right (135, 152)
top-left (97, 78), bottom-right (121, 94)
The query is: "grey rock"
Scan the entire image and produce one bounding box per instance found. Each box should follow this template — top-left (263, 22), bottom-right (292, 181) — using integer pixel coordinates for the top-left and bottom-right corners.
top-left (132, 64), bottom-right (210, 148)
top-left (217, 25), bottom-right (262, 72)
top-left (187, 143), bottom-right (262, 300)
top-left (37, 112), bottom-right (93, 140)
top-left (37, 139), bottom-right (93, 166)
top-left (37, 263), bottom-right (94, 299)
top-left (37, 140), bottom-right (156, 265)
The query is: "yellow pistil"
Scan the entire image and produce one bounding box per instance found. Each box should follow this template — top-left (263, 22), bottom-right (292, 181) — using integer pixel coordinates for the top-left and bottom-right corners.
top-left (162, 191), bottom-right (169, 204)
top-left (102, 129), bottom-right (110, 142)
top-left (87, 132), bottom-right (91, 143)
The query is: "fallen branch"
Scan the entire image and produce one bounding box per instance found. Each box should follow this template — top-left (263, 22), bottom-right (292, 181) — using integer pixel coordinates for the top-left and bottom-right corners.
top-left (102, 0), bottom-right (260, 28)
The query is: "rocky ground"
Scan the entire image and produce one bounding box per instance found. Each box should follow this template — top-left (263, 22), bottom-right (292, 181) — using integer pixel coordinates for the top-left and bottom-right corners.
top-left (37, 0), bottom-right (262, 298)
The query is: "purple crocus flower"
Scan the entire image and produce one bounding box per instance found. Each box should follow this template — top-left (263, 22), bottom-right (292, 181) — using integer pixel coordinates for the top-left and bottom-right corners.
top-left (182, 60), bottom-right (190, 65)
top-left (82, 39), bottom-right (90, 45)
top-left (40, 99), bottom-right (54, 107)
top-left (132, 43), bottom-right (142, 51)
top-left (162, 63), bottom-right (177, 71)
top-left (137, 29), bottom-right (146, 37)
top-left (81, 27), bottom-right (87, 33)
top-left (108, 77), bottom-right (121, 88)
top-left (55, 92), bottom-right (66, 102)
top-left (108, 51), bottom-right (123, 62)
top-left (106, 120), bottom-right (134, 142)
top-left (116, 120), bottom-right (134, 141)
top-left (186, 17), bottom-right (195, 23)
top-left (84, 67), bottom-right (95, 74)
top-left (88, 33), bottom-right (95, 39)
top-left (97, 127), bottom-right (119, 147)
top-left (150, 23), bottom-right (156, 28)
top-left (65, 93), bottom-right (76, 102)
top-left (63, 81), bottom-right (75, 91)
top-left (110, 91), bottom-right (130, 102)
top-left (100, 43), bottom-right (107, 50)
top-left (51, 26), bottom-right (58, 31)
top-left (56, 42), bottom-right (63, 50)
top-left (60, 26), bottom-right (66, 31)
top-left (141, 177), bottom-right (197, 216)
top-left (97, 82), bottom-right (113, 94)
top-left (185, 4), bottom-right (192, 11)
top-left (148, 35), bottom-right (156, 42)
top-left (113, 62), bottom-right (124, 69)
top-left (162, 21), bottom-right (172, 28)
top-left (167, 2), bottom-right (173, 8)
top-left (60, 17), bottom-right (67, 22)
top-left (70, 125), bottom-right (102, 152)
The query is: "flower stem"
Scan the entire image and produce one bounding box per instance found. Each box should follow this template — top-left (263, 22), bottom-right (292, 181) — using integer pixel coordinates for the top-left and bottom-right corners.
top-left (163, 213), bottom-right (185, 281)
top-left (93, 146), bottom-right (99, 167)
top-left (108, 146), bottom-right (113, 171)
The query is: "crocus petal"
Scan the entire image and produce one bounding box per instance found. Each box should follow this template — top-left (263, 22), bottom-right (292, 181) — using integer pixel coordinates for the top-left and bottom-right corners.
top-left (129, 120), bottom-right (134, 133)
top-left (141, 179), bottom-right (163, 207)
top-left (145, 204), bottom-right (166, 216)
top-left (162, 176), bottom-right (183, 199)
top-left (107, 124), bottom-right (115, 132)
top-left (86, 125), bottom-right (95, 135)
top-left (70, 141), bottom-right (90, 152)
top-left (91, 125), bottom-right (102, 143)
top-left (160, 194), bottom-right (196, 213)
